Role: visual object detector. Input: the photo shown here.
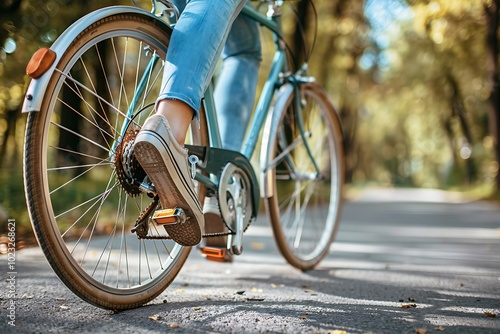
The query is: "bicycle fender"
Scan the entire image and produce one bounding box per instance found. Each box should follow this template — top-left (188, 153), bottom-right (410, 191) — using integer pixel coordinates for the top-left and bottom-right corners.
top-left (259, 83), bottom-right (294, 199)
top-left (22, 6), bottom-right (171, 113)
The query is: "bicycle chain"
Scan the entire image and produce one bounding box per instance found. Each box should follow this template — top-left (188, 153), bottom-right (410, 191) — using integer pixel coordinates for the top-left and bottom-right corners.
top-left (132, 195), bottom-right (239, 240)
top-left (139, 231), bottom-right (234, 240)
top-left (132, 163), bottom-right (255, 241)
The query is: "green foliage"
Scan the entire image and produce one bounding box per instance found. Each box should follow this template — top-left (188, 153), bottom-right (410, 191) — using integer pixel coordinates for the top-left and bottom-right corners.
top-left (0, 0), bottom-right (140, 231)
top-left (305, 0), bottom-right (497, 193)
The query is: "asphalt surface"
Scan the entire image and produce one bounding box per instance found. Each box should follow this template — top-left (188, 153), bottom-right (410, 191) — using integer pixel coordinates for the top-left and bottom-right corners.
top-left (1, 189), bottom-right (499, 333)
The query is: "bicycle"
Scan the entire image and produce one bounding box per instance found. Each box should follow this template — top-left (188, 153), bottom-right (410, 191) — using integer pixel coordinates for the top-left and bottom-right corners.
top-left (22, 0), bottom-right (344, 310)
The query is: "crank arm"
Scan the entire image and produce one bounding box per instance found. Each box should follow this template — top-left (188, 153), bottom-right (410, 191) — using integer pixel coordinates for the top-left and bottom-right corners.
top-left (228, 204), bottom-right (245, 256)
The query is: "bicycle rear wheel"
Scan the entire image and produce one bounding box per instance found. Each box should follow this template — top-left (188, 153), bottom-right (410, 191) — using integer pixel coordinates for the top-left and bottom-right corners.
top-left (23, 12), bottom-right (207, 309)
top-left (264, 82), bottom-right (344, 270)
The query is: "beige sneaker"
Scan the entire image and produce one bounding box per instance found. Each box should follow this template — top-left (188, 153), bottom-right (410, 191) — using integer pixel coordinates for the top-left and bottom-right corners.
top-left (133, 114), bottom-right (204, 246)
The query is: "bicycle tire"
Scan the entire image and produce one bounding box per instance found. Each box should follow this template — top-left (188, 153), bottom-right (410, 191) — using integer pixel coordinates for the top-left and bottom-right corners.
top-left (23, 12), bottom-right (208, 310)
top-left (264, 82), bottom-right (344, 270)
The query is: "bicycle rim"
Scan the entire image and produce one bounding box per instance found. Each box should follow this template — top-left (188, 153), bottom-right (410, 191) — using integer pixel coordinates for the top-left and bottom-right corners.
top-left (265, 83), bottom-right (344, 270)
top-left (23, 13), bottom-right (207, 309)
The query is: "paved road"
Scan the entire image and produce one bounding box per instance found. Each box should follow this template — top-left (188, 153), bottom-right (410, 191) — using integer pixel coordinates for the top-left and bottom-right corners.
top-left (1, 189), bottom-right (499, 333)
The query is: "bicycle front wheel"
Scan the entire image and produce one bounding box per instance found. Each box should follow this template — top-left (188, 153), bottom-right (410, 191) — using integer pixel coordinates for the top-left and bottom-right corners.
top-left (23, 12), bottom-right (208, 309)
top-left (264, 82), bottom-right (344, 270)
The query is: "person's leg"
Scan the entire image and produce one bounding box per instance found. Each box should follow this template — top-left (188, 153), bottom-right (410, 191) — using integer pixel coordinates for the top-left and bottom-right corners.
top-left (202, 2), bottom-right (261, 260)
top-left (157, 0), bottom-right (248, 145)
top-left (214, 2), bottom-right (262, 151)
top-left (134, 0), bottom-right (247, 246)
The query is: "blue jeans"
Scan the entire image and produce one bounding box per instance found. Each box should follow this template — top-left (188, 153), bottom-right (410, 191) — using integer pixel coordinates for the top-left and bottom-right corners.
top-left (159, 0), bottom-right (261, 151)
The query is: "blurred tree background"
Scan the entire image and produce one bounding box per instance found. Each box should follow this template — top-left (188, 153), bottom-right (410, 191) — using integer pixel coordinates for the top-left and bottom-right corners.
top-left (0, 0), bottom-right (499, 232)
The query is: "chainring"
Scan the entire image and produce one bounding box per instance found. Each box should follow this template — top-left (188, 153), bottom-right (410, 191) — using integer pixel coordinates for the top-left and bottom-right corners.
top-left (217, 163), bottom-right (253, 233)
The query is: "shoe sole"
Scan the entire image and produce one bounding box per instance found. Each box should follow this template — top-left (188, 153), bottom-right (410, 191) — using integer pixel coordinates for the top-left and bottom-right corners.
top-left (134, 130), bottom-right (202, 246)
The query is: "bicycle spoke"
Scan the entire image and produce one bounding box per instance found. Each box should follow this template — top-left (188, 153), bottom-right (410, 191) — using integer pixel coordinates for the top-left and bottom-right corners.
top-left (48, 145), bottom-right (108, 162)
top-left (292, 180), bottom-right (316, 249)
top-left (55, 68), bottom-right (133, 124)
top-left (82, 188), bottom-right (116, 268)
top-left (48, 162), bottom-right (113, 171)
top-left (58, 186), bottom-right (114, 227)
top-left (95, 43), bottom-right (117, 107)
top-left (49, 159), bottom-right (111, 195)
top-left (50, 121), bottom-right (110, 153)
top-left (111, 37), bottom-right (131, 111)
top-left (56, 90), bottom-right (116, 142)
top-left (68, 179), bottom-right (118, 257)
top-left (77, 57), bottom-right (114, 148)
top-left (93, 223), bottom-right (117, 279)
top-left (118, 208), bottom-right (131, 288)
top-left (150, 222), bottom-right (173, 258)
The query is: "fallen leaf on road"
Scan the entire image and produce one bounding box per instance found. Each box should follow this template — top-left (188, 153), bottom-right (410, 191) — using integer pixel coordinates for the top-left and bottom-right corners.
top-left (434, 326), bottom-right (445, 331)
top-left (249, 242), bottom-right (265, 250)
top-left (402, 304), bottom-right (417, 309)
top-left (415, 329), bottom-right (428, 334)
top-left (149, 315), bottom-right (161, 321)
top-left (300, 315), bottom-right (307, 319)
top-left (304, 289), bottom-right (314, 293)
top-left (169, 323), bottom-right (179, 328)
top-left (271, 283), bottom-right (277, 288)
top-left (484, 312), bottom-right (496, 317)
top-left (327, 330), bottom-right (347, 334)
top-left (181, 282), bottom-right (189, 287)
top-left (55, 298), bottom-right (65, 301)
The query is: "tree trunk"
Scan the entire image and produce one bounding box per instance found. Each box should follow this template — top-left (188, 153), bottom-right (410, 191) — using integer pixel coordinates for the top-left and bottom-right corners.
top-left (291, 0), bottom-right (310, 71)
top-left (486, 0), bottom-right (500, 191)
top-left (447, 74), bottom-right (477, 183)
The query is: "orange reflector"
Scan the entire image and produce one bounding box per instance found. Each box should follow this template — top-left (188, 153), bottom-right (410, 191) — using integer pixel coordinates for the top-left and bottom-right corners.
top-left (26, 48), bottom-right (56, 79)
top-left (201, 247), bottom-right (227, 262)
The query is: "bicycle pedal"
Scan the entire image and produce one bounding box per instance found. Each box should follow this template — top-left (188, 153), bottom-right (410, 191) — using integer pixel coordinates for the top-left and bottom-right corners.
top-left (200, 247), bottom-right (231, 263)
top-left (152, 208), bottom-right (187, 225)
